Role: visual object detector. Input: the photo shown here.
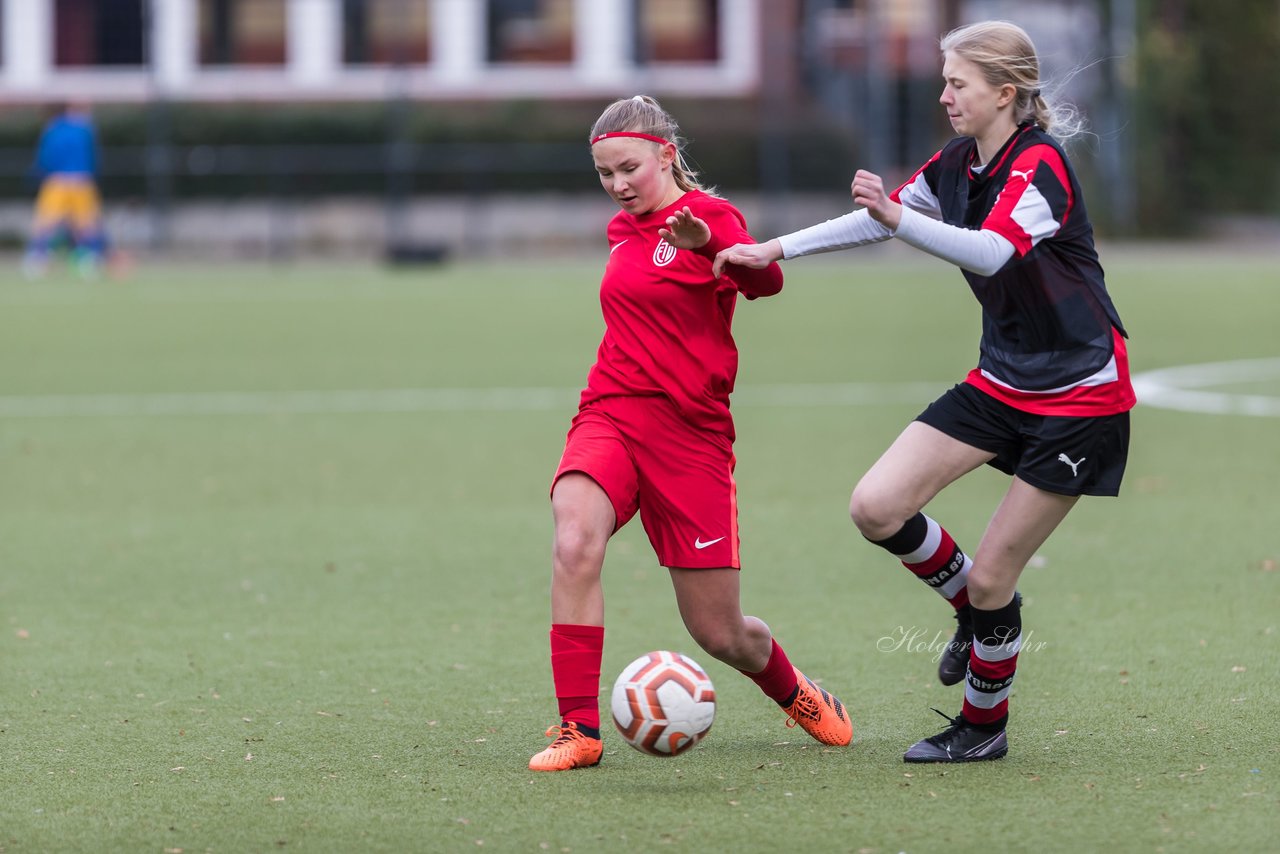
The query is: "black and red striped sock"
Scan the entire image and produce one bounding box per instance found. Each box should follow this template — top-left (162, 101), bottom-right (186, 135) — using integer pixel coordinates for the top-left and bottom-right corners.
top-left (868, 512), bottom-right (971, 610)
top-left (961, 595), bottom-right (1022, 729)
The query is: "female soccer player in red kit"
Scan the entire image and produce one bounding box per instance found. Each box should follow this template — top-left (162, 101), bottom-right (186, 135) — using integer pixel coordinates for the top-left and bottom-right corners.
top-left (529, 95), bottom-right (852, 771)
top-left (714, 21), bottom-right (1134, 763)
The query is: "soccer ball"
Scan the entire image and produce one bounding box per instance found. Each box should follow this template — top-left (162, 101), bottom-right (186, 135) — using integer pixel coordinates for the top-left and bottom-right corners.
top-left (610, 651), bottom-right (716, 756)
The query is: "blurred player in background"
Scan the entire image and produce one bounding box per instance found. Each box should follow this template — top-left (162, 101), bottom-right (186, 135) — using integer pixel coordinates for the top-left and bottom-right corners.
top-left (530, 95), bottom-right (853, 772)
top-left (23, 102), bottom-right (106, 279)
top-left (713, 21), bottom-right (1134, 764)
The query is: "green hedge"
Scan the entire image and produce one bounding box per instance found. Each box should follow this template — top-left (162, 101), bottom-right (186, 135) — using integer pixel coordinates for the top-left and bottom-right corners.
top-left (1134, 0), bottom-right (1280, 232)
top-left (0, 98), bottom-right (861, 200)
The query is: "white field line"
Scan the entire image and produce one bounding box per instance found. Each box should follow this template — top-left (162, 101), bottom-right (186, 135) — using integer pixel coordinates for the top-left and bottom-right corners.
top-left (0, 382), bottom-right (944, 419)
top-left (1131, 357), bottom-right (1280, 417)
top-left (2, 358), bottom-right (1275, 419)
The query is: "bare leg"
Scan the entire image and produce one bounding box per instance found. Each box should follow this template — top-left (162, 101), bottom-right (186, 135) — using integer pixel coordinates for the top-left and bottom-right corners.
top-left (668, 567), bottom-right (772, 672)
top-left (969, 476), bottom-right (1078, 607)
top-left (849, 421), bottom-right (994, 540)
top-left (530, 473), bottom-right (616, 770)
top-left (669, 566), bottom-right (855, 746)
top-left (550, 473), bottom-right (615, 625)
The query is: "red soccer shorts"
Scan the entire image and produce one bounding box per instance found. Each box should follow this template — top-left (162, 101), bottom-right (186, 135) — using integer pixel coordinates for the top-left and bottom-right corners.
top-left (552, 395), bottom-right (740, 569)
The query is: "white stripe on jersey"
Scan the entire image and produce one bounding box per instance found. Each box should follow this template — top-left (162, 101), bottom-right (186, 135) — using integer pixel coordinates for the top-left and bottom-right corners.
top-left (1005, 180), bottom-right (1061, 249)
top-left (979, 353), bottom-right (1120, 394)
top-left (895, 170), bottom-right (944, 220)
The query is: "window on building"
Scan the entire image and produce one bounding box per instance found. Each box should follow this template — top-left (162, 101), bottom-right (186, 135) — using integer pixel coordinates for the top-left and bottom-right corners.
top-left (487, 0), bottom-right (574, 64)
top-left (343, 0), bottom-right (431, 65)
top-left (199, 0), bottom-right (287, 66)
top-left (55, 0), bottom-right (146, 67)
top-left (635, 0), bottom-right (719, 64)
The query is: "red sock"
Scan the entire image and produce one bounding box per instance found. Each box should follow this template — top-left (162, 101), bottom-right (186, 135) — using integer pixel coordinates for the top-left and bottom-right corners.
top-left (738, 639), bottom-right (799, 705)
top-left (549, 623), bottom-right (604, 729)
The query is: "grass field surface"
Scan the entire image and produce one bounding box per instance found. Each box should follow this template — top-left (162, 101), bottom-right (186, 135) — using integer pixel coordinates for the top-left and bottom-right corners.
top-left (1, 249), bottom-right (1277, 852)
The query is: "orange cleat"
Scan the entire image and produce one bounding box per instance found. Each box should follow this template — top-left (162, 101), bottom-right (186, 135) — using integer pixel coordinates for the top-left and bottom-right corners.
top-left (784, 668), bottom-right (853, 746)
top-left (528, 721), bottom-right (604, 771)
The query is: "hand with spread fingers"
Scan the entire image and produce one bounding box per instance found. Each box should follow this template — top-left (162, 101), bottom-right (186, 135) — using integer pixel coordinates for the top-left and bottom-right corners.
top-left (657, 206), bottom-right (710, 250)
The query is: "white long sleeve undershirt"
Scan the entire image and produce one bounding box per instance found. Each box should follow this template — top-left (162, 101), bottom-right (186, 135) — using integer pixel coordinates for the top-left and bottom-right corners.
top-left (892, 206), bottom-right (1016, 276)
top-left (777, 209), bottom-right (893, 258)
top-left (777, 205), bottom-right (1017, 278)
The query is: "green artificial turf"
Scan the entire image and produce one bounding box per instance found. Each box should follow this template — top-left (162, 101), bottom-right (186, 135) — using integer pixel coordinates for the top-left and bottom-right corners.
top-left (1, 249), bottom-right (1276, 852)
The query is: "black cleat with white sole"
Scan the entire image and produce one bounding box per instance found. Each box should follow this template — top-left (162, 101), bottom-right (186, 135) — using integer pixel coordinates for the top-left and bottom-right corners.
top-left (904, 709), bottom-right (1008, 763)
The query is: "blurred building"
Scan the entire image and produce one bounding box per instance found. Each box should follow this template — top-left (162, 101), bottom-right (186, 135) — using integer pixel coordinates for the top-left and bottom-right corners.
top-left (1, 1), bottom-right (1116, 161)
top-left (0, 1), bottom-right (1094, 101)
top-left (0, 1), bottom-right (1135, 256)
top-left (1, 0), bottom-right (764, 101)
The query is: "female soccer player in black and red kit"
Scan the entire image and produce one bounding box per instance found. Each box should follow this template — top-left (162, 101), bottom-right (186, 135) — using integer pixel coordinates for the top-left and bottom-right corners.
top-left (714, 21), bottom-right (1135, 763)
top-left (529, 96), bottom-right (852, 771)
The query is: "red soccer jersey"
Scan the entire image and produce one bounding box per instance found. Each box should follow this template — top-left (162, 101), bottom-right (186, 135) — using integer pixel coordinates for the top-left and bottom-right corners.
top-left (579, 190), bottom-right (783, 438)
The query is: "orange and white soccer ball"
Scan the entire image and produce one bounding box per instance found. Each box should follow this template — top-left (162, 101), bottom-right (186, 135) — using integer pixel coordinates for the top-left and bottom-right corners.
top-left (610, 651), bottom-right (716, 756)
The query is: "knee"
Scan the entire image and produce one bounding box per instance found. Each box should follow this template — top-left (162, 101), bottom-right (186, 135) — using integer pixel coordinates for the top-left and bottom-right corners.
top-left (964, 569), bottom-right (1017, 610)
top-left (686, 622), bottom-right (747, 665)
top-left (552, 518), bottom-right (607, 579)
top-left (849, 482), bottom-right (905, 540)
top-left (687, 623), bottom-right (740, 665)
top-left (965, 571), bottom-right (996, 603)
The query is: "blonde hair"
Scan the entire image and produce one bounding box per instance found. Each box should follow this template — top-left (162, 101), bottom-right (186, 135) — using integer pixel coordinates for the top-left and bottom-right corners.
top-left (940, 20), bottom-right (1084, 142)
top-left (589, 95), bottom-right (716, 196)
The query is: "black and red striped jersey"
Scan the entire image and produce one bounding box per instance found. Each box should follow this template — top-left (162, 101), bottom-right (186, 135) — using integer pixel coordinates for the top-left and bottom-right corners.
top-left (891, 124), bottom-right (1135, 416)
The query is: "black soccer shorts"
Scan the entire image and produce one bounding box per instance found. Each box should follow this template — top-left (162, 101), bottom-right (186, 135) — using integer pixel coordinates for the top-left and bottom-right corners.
top-left (915, 382), bottom-right (1130, 497)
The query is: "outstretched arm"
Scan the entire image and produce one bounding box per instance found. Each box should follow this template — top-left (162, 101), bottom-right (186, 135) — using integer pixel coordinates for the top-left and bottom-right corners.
top-left (893, 207), bottom-right (1015, 276)
top-left (663, 206), bottom-right (783, 297)
top-left (712, 163), bottom-right (1012, 280)
top-left (710, 238), bottom-right (783, 278)
top-left (712, 210), bottom-right (894, 276)
top-left (710, 170), bottom-right (908, 276)
top-left (855, 168), bottom-right (1014, 275)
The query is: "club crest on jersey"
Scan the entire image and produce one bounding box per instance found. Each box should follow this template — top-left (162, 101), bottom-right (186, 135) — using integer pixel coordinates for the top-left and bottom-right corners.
top-left (652, 240), bottom-right (678, 267)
